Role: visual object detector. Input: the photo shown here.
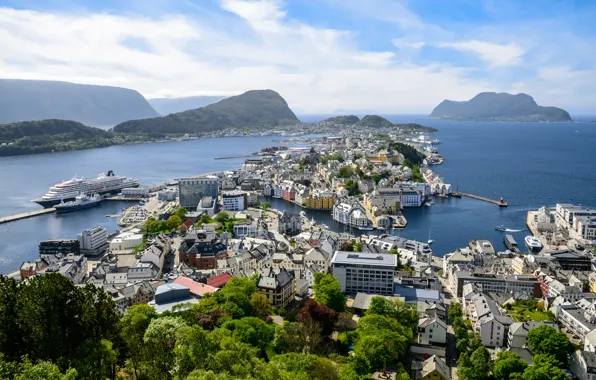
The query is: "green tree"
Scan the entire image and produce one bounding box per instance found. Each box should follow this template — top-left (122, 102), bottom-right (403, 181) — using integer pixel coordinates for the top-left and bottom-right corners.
top-left (469, 346), bottom-right (493, 380)
top-left (250, 292), bottom-right (271, 318)
top-left (144, 316), bottom-right (188, 379)
top-left (121, 304), bottom-right (158, 379)
top-left (493, 351), bottom-right (527, 380)
top-left (176, 207), bottom-right (188, 220)
top-left (353, 330), bottom-right (408, 374)
top-left (337, 166), bottom-right (354, 178)
top-left (0, 276), bottom-right (23, 361)
top-left (522, 354), bottom-right (568, 380)
top-left (261, 202), bottom-right (271, 210)
top-left (253, 199), bottom-right (261, 207)
top-left (221, 317), bottom-right (275, 351)
top-left (449, 303), bottom-right (463, 321)
top-left (168, 215), bottom-right (183, 229)
top-left (214, 212), bottom-right (230, 224)
top-left (200, 213), bottom-right (213, 224)
top-left (16, 360), bottom-right (77, 380)
top-left (527, 325), bottom-right (572, 363)
top-left (69, 339), bottom-right (117, 380)
top-left (457, 352), bottom-right (472, 380)
top-left (313, 273), bottom-right (346, 312)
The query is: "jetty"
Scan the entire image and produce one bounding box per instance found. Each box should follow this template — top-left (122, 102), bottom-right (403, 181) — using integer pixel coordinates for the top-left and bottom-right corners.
top-left (0, 208), bottom-right (55, 225)
top-left (452, 192), bottom-right (508, 207)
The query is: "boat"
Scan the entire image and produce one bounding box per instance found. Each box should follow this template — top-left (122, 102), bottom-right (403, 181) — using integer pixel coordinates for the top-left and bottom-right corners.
top-left (32, 170), bottom-right (140, 208)
top-left (428, 230), bottom-right (434, 245)
top-left (431, 139), bottom-right (441, 144)
top-left (524, 236), bottom-right (543, 253)
top-left (495, 225), bottom-right (507, 231)
top-left (504, 234), bottom-right (520, 252)
top-left (55, 193), bottom-right (102, 213)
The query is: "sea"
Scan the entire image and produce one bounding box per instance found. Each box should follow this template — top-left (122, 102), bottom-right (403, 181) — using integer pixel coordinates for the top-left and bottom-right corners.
top-left (1, 116), bottom-right (595, 273)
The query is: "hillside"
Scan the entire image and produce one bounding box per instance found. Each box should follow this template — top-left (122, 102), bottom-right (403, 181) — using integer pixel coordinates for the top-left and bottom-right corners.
top-left (0, 79), bottom-right (159, 126)
top-left (430, 92), bottom-right (572, 122)
top-left (323, 115), bottom-right (360, 124)
top-left (356, 115), bottom-right (393, 128)
top-left (114, 90), bottom-right (299, 134)
top-left (0, 120), bottom-right (151, 156)
top-left (149, 95), bottom-right (227, 115)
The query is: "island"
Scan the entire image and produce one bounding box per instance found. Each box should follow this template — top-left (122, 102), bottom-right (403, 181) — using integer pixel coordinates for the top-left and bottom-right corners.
top-left (0, 79), bottom-right (159, 126)
top-left (430, 92), bottom-right (572, 122)
top-left (148, 95), bottom-right (227, 115)
top-left (113, 89), bottom-right (300, 134)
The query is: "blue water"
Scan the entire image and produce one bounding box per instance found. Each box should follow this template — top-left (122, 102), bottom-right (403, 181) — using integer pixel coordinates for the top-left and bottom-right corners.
top-left (1, 121), bottom-right (595, 273)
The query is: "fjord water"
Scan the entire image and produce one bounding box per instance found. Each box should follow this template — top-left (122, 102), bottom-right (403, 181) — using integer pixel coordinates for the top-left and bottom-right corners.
top-left (1, 120), bottom-right (595, 273)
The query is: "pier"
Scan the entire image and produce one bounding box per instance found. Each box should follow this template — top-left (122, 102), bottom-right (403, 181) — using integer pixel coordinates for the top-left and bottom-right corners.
top-left (451, 192), bottom-right (508, 207)
top-left (0, 208), bottom-right (55, 225)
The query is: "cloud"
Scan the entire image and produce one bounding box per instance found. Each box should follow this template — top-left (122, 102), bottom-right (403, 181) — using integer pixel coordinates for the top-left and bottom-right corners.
top-left (440, 40), bottom-right (525, 66)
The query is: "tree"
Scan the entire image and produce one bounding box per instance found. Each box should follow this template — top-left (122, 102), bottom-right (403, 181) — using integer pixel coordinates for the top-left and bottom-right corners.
top-left (527, 325), bottom-right (572, 363)
top-left (176, 207), bottom-right (188, 220)
top-left (297, 299), bottom-right (338, 337)
top-left (16, 361), bottom-right (77, 380)
top-left (353, 330), bottom-right (408, 374)
top-left (261, 201), bottom-right (271, 210)
top-left (0, 276), bottom-right (23, 361)
top-left (469, 346), bottom-right (493, 380)
top-left (121, 304), bottom-right (158, 379)
top-left (522, 354), bottom-right (568, 380)
top-left (214, 212), bottom-right (230, 224)
top-left (252, 199), bottom-right (261, 207)
top-left (69, 339), bottom-right (117, 380)
top-left (221, 317), bottom-right (275, 351)
top-left (143, 316), bottom-right (188, 379)
top-left (493, 351), bottom-right (527, 380)
top-left (168, 215), bottom-right (183, 229)
top-left (200, 213), bottom-right (213, 224)
top-left (449, 303), bottom-right (463, 321)
top-left (337, 166), bottom-right (354, 178)
top-left (313, 273), bottom-right (346, 312)
top-left (250, 292), bottom-right (271, 318)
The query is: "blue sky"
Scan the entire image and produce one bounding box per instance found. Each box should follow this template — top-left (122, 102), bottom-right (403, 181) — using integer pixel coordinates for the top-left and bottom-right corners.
top-left (0, 0), bottom-right (595, 113)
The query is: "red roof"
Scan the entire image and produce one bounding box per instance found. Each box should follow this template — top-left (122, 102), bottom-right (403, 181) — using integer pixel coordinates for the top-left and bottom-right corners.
top-left (173, 276), bottom-right (218, 297)
top-left (207, 273), bottom-right (233, 288)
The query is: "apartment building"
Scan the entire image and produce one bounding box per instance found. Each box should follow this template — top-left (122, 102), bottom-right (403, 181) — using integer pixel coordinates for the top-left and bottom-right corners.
top-left (179, 175), bottom-right (219, 210)
top-left (454, 272), bottom-right (541, 298)
top-left (331, 251), bottom-right (397, 296)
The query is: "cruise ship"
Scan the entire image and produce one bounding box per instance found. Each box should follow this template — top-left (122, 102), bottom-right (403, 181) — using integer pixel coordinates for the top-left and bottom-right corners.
top-left (32, 170), bottom-right (140, 208)
top-left (55, 193), bottom-right (102, 213)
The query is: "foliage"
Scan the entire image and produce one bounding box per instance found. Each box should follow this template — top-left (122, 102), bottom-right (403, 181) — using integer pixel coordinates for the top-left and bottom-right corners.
top-left (521, 354), bottom-right (568, 380)
top-left (507, 300), bottom-right (553, 322)
top-left (365, 297), bottom-right (418, 336)
top-left (458, 346), bottom-right (493, 380)
top-left (320, 153), bottom-right (344, 164)
top-left (493, 351), bottom-right (528, 380)
top-left (527, 325), bottom-right (572, 363)
top-left (388, 142), bottom-right (426, 165)
top-left (448, 303), bottom-right (464, 321)
top-left (121, 304), bottom-right (158, 379)
top-left (344, 179), bottom-right (360, 196)
top-left (313, 273), bottom-right (346, 312)
top-left (214, 212), bottom-right (231, 224)
top-left (261, 202), bottom-right (271, 210)
top-left (337, 166), bottom-right (354, 178)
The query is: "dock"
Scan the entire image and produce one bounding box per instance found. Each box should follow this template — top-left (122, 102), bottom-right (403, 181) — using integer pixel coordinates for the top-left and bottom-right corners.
top-left (451, 192), bottom-right (508, 207)
top-left (0, 208), bottom-right (55, 225)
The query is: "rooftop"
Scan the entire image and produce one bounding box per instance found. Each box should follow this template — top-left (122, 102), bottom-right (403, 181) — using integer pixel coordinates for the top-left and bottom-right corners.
top-left (331, 251), bottom-right (397, 267)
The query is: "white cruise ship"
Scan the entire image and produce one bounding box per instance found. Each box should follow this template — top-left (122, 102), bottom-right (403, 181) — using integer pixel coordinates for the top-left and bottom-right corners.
top-left (32, 170), bottom-right (140, 208)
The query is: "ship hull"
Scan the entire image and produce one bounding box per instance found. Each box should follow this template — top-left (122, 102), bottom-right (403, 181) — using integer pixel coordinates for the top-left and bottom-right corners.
top-left (55, 200), bottom-right (102, 214)
top-left (33, 186), bottom-right (136, 208)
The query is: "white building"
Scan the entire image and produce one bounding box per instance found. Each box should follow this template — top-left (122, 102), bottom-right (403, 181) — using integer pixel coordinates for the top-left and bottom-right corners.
top-left (233, 220), bottom-right (267, 238)
top-left (332, 201), bottom-right (370, 229)
top-left (467, 293), bottom-right (513, 348)
top-left (109, 231), bottom-right (143, 252)
top-left (331, 251), bottom-right (397, 296)
top-left (78, 225), bottom-right (108, 255)
top-left (222, 190), bottom-right (247, 211)
top-left (508, 321), bottom-right (558, 348)
top-left (569, 350), bottom-right (596, 380)
top-left (418, 317), bottom-right (447, 345)
top-left (157, 190), bottom-right (177, 201)
top-left (122, 187), bottom-right (150, 197)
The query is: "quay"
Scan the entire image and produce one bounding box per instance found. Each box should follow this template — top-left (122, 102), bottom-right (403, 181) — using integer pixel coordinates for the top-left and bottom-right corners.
top-left (451, 192), bottom-right (508, 207)
top-left (214, 154), bottom-right (257, 160)
top-left (0, 208), bottom-right (55, 225)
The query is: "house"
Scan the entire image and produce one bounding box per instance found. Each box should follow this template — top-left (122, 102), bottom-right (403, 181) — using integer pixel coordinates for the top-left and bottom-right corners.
top-left (417, 301), bottom-right (447, 321)
top-left (415, 355), bottom-right (450, 380)
top-left (304, 247), bottom-right (330, 270)
top-left (173, 276), bottom-right (218, 298)
top-left (508, 321), bottom-right (559, 348)
top-left (467, 292), bottom-right (514, 348)
top-left (207, 273), bottom-right (232, 288)
top-left (178, 227), bottom-right (227, 270)
top-left (257, 268), bottom-right (295, 309)
top-left (555, 304), bottom-right (596, 342)
top-left (418, 316), bottom-right (447, 345)
top-left (569, 350), bottom-right (596, 380)
top-left (278, 211), bottom-right (302, 236)
top-left (351, 293), bottom-right (405, 315)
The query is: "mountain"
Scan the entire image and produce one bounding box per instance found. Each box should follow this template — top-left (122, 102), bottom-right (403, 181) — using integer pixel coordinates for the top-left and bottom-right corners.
top-left (0, 79), bottom-right (159, 126)
top-left (113, 90), bottom-right (300, 134)
top-left (356, 115), bottom-right (393, 128)
top-left (323, 115), bottom-right (360, 124)
top-left (149, 96), bottom-right (227, 115)
top-left (430, 92), bottom-right (572, 122)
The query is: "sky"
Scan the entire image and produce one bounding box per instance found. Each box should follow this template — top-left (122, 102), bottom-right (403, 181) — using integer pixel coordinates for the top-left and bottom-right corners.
top-left (0, 0), bottom-right (595, 114)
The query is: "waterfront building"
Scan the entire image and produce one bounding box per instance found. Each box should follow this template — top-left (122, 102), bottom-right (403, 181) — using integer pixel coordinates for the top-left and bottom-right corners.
top-left (278, 211), bottom-right (302, 236)
top-left (222, 190), bottom-right (247, 211)
top-left (122, 187), bottom-right (150, 197)
top-left (556, 203), bottom-right (596, 225)
top-left (257, 268), bottom-right (295, 308)
top-left (78, 225), bottom-right (108, 256)
top-left (42, 253), bottom-right (88, 284)
top-left (179, 175), bottom-right (219, 210)
top-left (331, 251), bottom-right (397, 296)
top-left (302, 189), bottom-right (337, 210)
top-left (20, 259), bottom-right (46, 279)
top-left (332, 200), bottom-right (371, 229)
top-left (157, 190), bottom-right (177, 201)
top-left (550, 251), bottom-right (592, 271)
top-left (39, 239), bottom-right (80, 256)
top-left (109, 231), bottom-right (143, 253)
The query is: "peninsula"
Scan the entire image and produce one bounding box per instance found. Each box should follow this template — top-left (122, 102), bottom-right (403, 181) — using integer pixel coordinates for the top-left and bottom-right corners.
top-left (430, 92), bottom-right (572, 122)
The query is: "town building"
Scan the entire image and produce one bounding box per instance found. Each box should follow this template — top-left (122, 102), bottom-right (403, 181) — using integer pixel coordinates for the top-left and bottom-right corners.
top-left (569, 350), bottom-right (596, 380)
top-left (278, 211), bottom-right (302, 236)
top-left (453, 272), bottom-right (541, 298)
top-left (331, 251), bottom-right (397, 296)
top-left (508, 321), bottom-right (558, 348)
top-left (418, 316), bottom-right (447, 345)
top-left (78, 225), bottom-right (108, 256)
top-left (197, 196), bottom-right (217, 216)
top-left (414, 355), bottom-right (451, 380)
top-left (233, 219), bottom-right (267, 238)
top-left (178, 227), bottom-right (227, 270)
top-left (157, 190), bottom-right (177, 201)
top-left (332, 200), bottom-right (371, 229)
top-left (222, 190), bottom-right (247, 211)
top-left (467, 292), bottom-right (513, 348)
top-left (39, 239), bottom-right (80, 255)
top-left (122, 187), bottom-right (150, 197)
top-left (109, 230), bottom-right (143, 253)
top-left (554, 304), bottom-right (596, 342)
top-left (179, 175), bottom-right (219, 210)
top-left (149, 283), bottom-right (198, 314)
top-left (257, 268), bottom-right (295, 308)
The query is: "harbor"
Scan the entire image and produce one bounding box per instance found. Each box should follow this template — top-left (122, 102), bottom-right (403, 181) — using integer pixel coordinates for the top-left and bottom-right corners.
top-left (451, 191), bottom-right (508, 207)
top-left (0, 208), bottom-right (56, 225)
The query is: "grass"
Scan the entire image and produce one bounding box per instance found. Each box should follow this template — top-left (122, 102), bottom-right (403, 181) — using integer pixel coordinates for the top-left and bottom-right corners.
top-left (507, 304), bottom-right (554, 322)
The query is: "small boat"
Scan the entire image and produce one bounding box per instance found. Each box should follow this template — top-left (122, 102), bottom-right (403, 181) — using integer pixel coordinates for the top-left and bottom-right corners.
top-left (495, 225), bottom-right (507, 232)
top-left (55, 193), bottom-right (101, 213)
top-left (425, 201), bottom-right (433, 207)
top-left (428, 239), bottom-right (434, 245)
top-left (525, 235), bottom-right (543, 253)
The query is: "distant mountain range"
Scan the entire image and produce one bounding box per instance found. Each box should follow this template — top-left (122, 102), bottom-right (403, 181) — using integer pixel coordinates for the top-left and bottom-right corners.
top-left (0, 79), bottom-right (159, 126)
top-left (148, 96), bottom-right (227, 115)
top-left (323, 115), bottom-right (437, 132)
top-left (430, 92), bottom-right (572, 122)
top-left (114, 90), bottom-right (300, 134)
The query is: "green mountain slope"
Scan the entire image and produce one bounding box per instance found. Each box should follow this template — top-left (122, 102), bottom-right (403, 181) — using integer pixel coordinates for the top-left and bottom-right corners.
top-left (114, 90), bottom-right (299, 134)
